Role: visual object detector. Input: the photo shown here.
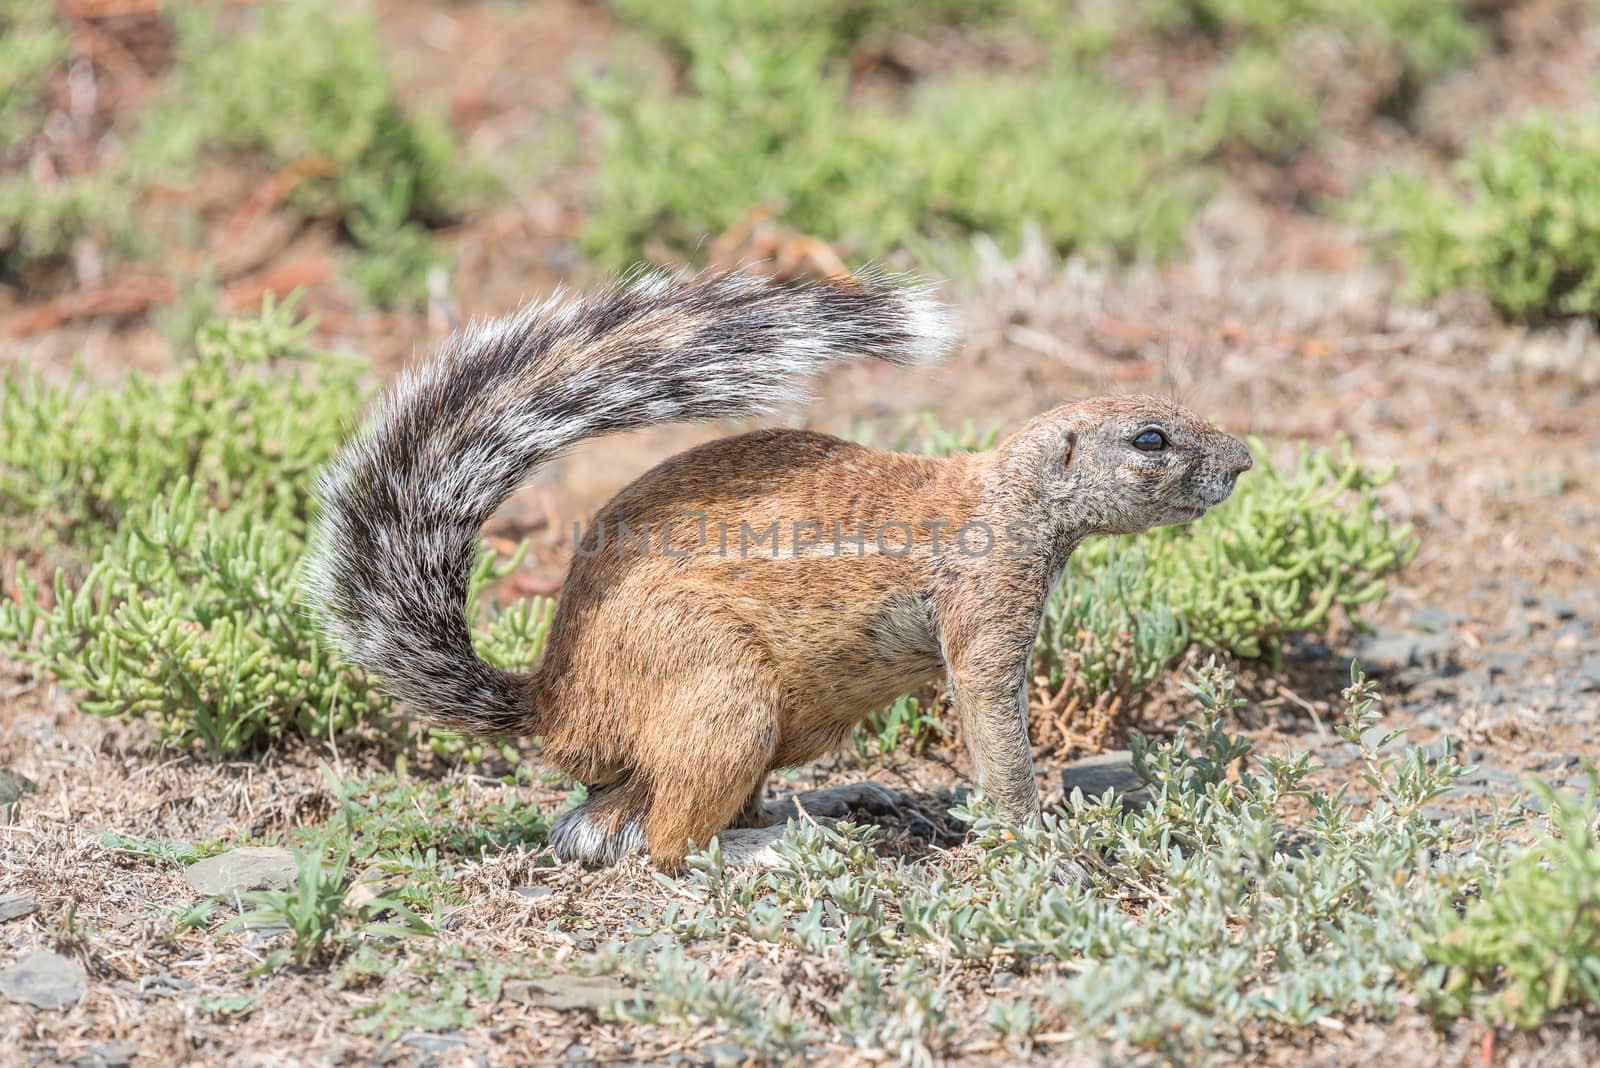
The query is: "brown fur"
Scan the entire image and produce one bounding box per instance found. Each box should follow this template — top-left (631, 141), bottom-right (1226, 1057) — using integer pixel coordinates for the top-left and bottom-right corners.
top-left (522, 396), bottom-right (1252, 868)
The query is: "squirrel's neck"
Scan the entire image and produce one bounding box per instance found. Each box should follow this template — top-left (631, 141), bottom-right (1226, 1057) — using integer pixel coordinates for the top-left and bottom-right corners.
top-left (949, 443), bottom-right (1085, 580)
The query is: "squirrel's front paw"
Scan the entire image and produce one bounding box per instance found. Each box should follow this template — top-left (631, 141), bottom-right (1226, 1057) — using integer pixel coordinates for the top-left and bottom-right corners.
top-left (779, 781), bottom-right (910, 821)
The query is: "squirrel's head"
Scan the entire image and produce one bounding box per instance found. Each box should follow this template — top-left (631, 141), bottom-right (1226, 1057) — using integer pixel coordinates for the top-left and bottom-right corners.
top-left (1006, 395), bottom-right (1253, 537)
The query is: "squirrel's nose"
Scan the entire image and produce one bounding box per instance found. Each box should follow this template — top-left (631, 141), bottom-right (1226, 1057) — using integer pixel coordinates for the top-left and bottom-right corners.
top-left (1231, 440), bottom-right (1254, 475)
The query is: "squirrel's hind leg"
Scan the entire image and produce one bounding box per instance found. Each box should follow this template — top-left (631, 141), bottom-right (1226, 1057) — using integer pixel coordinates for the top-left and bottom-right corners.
top-left (638, 662), bottom-right (782, 870)
top-left (548, 781), bottom-right (648, 865)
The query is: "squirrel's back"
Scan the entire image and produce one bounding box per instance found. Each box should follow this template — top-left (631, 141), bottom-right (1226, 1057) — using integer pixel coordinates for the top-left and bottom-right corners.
top-left (301, 270), bottom-right (954, 735)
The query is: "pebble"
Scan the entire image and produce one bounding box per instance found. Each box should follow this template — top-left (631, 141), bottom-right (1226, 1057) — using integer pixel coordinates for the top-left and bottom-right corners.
top-left (401, 1032), bottom-right (468, 1057)
top-left (503, 975), bottom-right (641, 1013)
top-left (0, 767), bottom-right (35, 826)
top-left (513, 886), bottom-right (555, 901)
top-left (1355, 629), bottom-right (1454, 673)
top-left (64, 1042), bottom-right (138, 1067)
top-left (702, 1041), bottom-right (747, 1067)
top-left (0, 949), bottom-right (87, 1010)
top-left (0, 894), bottom-right (40, 923)
top-left (1060, 751), bottom-right (1152, 809)
top-left (1411, 607), bottom-right (1458, 632)
top-left (1574, 657), bottom-right (1600, 693)
top-left (183, 847), bottom-right (297, 897)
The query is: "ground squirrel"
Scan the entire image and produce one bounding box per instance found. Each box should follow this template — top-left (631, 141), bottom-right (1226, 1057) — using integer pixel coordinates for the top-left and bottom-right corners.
top-left (304, 271), bottom-right (1253, 869)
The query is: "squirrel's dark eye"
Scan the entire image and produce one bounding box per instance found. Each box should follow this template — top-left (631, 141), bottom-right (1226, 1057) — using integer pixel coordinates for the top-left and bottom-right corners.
top-left (1133, 429), bottom-right (1168, 452)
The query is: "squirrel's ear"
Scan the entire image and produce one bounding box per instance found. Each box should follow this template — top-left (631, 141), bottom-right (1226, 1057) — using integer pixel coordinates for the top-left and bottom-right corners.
top-left (1061, 430), bottom-right (1077, 467)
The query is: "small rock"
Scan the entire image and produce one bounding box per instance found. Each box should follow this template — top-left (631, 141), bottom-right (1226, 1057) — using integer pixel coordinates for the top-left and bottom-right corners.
top-left (1474, 681), bottom-right (1510, 705)
top-left (1411, 607), bottom-right (1458, 633)
top-left (503, 975), bottom-right (644, 1013)
top-left (1574, 657), bottom-right (1600, 693)
top-left (1462, 766), bottom-right (1522, 788)
top-left (137, 970), bottom-right (195, 999)
top-left (1321, 748), bottom-right (1357, 770)
top-left (1544, 597), bottom-right (1581, 621)
top-left (0, 949), bottom-right (87, 1010)
top-left (702, 1041), bottom-right (746, 1067)
top-left (1493, 622), bottom-right (1534, 643)
top-left (183, 847), bottom-right (297, 897)
top-left (1419, 805), bottom-right (1457, 825)
top-left (0, 894), bottom-right (40, 922)
top-left (0, 767), bottom-right (36, 826)
top-left (991, 970), bottom-right (1016, 990)
top-left (1060, 751), bottom-right (1152, 809)
top-left (401, 1032), bottom-right (467, 1057)
top-left (1356, 630), bottom-right (1454, 674)
top-left (514, 886), bottom-right (555, 901)
top-left (68, 1042), bottom-right (139, 1068)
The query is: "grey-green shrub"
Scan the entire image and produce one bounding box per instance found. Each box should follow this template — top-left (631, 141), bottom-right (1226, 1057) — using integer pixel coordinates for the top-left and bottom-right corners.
top-left (1361, 108), bottom-right (1600, 319)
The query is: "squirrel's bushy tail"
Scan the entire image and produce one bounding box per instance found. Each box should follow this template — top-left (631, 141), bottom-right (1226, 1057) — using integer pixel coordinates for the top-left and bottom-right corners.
top-left (302, 270), bottom-right (954, 735)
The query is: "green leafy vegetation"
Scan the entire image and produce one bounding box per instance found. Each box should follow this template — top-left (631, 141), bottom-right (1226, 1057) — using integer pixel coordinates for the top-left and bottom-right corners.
top-left (0, 294), bottom-right (348, 553)
top-left (1361, 108), bottom-right (1600, 319)
top-left (1, 478), bottom-right (395, 755)
top-left (139, 2), bottom-right (468, 222)
top-left (221, 773), bottom-right (434, 970)
top-left (133, 0), bottom-right (478, 309)
top-left (1427, 771), bottom-right (1600, 1028)
top-left (0, 0), bottom-right (474, 305)
top-left (589, 0), bottom-right (1493, 266)
top-left (585, 1), bottom-right (1205, 267)
top-left (0, 167), bottom-right (132, 280)
top-left (0, 0), bottom-right (65, 151)
top-left (854, 694), bottom-right (948, 765)
top-left (1146, 0), bottom-right (1483, 76)
top-left (307, 772), bottom-right (557, 878)
top-left (1154, 0), bottom-right (1484, 157)
top-left (0, 299), bottom-right (546, 757)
